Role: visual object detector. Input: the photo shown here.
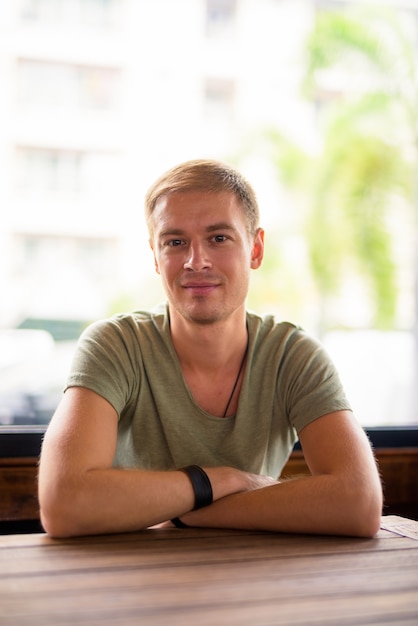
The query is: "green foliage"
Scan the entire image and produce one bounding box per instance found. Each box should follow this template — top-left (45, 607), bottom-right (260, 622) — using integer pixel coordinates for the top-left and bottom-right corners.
top-left (309, 133), bottom-right (402, 326)
top-left (269, 6), bottom-right (417, 330)
top-left (304, 11), bottom-right (388, 96)
top-left (266, 128), bottom-right (316, 190)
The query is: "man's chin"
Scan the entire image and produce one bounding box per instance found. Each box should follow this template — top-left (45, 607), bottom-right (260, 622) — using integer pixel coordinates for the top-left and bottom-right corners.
top-left (185, 312), bottom-right (222, 326)
top-left (177, 304), bottom-right (224, 326)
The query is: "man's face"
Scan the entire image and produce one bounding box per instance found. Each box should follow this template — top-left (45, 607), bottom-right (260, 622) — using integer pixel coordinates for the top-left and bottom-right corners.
top-left (150, 190), bottom-right (264, 326)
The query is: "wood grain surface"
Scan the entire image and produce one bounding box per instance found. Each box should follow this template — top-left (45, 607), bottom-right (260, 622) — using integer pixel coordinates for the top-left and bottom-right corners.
top-left (0, 516), bottom-right (417, 625)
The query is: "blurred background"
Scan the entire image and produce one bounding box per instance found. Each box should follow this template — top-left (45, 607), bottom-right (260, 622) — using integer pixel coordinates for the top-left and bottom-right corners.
top-left (0, 0), bottom-right (417, 428)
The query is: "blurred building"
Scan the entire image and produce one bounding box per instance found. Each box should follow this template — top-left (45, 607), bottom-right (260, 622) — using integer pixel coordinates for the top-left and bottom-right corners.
top-left (0, 0), bottom-right (315, 327)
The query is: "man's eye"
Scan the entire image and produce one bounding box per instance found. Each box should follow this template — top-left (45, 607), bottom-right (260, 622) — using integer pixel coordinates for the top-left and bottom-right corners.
top-left (167, 239), bottom-right (184, 247)
top-left (213, 235), bottom-right (227, 243)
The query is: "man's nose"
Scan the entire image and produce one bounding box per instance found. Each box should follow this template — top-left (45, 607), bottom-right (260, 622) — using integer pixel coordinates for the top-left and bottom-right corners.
top-left (183, 242), bottom-right (212, 271)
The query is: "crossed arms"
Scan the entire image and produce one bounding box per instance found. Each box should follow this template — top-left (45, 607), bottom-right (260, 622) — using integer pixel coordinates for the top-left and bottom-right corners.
top-left (38, 386), bottom-right (383, 538)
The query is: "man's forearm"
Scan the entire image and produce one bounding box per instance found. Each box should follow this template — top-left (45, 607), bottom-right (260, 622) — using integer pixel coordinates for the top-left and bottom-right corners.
top-left (40, 467), bottom-right (195, 537)
top-left (39, 465), bottom-right (273, 537)
top-left (178, 472), bottom-right (383, 538)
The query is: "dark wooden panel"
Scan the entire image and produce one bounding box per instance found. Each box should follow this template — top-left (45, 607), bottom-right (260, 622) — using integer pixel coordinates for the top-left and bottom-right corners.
top-left (0, 459), bottom-right (39, 522)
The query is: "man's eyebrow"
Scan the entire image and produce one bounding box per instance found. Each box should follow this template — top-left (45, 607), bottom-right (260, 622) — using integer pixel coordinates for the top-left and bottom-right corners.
top-left (206, 222), bottom-right (236, 232)
top-left (158, 223), bottom-right (236, 238)
top-left (158, 228), bottom-right (185, 239)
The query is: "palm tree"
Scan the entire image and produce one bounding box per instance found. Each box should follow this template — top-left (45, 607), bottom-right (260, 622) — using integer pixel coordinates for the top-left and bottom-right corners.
top-left (250, 4), bottom-right (417, 419)
top-left (301, 4), bottom-right (418, 416)
top-left (242, 5), bottom-right (417, 420)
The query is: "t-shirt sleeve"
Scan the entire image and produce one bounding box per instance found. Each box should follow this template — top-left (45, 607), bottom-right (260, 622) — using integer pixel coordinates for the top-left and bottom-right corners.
top-left (280, 329), bottom-right (352, 434)
top-left (65, 318), bottom-right (139, 417)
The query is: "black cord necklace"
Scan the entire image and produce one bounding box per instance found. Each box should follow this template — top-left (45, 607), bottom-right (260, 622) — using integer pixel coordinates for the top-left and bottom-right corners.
top-left (222, 342), bottom-right (248, 417)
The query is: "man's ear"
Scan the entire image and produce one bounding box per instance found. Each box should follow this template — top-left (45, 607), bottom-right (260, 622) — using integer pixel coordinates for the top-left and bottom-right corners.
top-left (149, 239), bottom-right (160, 274)
top-left (250, 228), bottom-right (264, 269)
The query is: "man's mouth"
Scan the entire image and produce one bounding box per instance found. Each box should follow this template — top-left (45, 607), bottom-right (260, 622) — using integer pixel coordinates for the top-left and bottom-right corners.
top-left (181, 281), bottom-right (219, 295)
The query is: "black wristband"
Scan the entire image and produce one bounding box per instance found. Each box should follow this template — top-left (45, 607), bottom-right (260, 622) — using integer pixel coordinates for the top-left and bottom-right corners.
top-left (179, 465), bottom-right (213, 510)
top-left (171, 517), bottom-right (189, 528)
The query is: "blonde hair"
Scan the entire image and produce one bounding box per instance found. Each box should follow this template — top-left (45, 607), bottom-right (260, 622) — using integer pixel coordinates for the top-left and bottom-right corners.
top-left (145, 159), bottom-right (260, 236)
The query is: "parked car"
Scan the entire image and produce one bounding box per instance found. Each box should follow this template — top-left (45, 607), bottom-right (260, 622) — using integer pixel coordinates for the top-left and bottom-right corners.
top-left (0, 328), bottom-right (78, 426)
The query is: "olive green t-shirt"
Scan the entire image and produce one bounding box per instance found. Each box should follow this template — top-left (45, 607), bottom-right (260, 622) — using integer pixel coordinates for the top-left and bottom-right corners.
top-left (66, 305), bottom-right (351, 478)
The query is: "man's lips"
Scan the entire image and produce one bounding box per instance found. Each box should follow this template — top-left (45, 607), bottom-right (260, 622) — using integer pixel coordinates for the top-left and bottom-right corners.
top-left (181, 281), bottom-right (220, 294)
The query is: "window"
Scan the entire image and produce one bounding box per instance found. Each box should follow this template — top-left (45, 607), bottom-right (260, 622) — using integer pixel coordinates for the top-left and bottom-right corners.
top-left (16, 148), bottom-right (83, 193)
top-left (14, 147), bottom-right (119, 195)
top-left (19, 0), bottom-right (123, 29)
top-left (12, 233), bottom-right (118, 280)
top-left (204, 77), bottom-right (235, 120)
top-left (205, 0), bottom-right (236, 38)
top-left (17, 59), bottom-right (121, 110)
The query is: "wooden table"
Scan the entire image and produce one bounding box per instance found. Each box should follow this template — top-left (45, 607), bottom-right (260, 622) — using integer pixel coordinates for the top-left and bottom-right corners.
top-left (1, 516), bottom-right (417, 626)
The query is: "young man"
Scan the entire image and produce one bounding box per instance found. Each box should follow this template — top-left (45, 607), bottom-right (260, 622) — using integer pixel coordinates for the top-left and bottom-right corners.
top-left (38, 159), bottom-right (383, 538)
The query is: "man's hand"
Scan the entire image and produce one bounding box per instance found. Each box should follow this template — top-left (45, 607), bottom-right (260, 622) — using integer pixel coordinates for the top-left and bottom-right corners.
top-left (205, 466), bottom-right (279, 501)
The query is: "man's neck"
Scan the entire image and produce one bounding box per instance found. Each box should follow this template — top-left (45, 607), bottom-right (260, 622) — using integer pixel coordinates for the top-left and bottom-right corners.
top-left (168, 307), bottom-right (248, 373)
